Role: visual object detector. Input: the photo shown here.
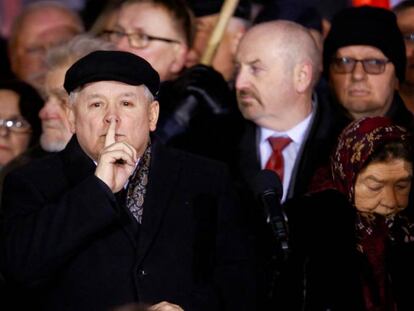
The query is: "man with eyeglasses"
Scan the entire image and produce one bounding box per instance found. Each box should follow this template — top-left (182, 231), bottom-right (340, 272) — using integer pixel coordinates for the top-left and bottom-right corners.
top-left (394, 0), bottom-right (414, 113)
top-left (8, 1), bottom-right (84, 93)
top-left (106, 0), bottom-right (190, 82)
top-left (323, 6), bottom-right (414, 130)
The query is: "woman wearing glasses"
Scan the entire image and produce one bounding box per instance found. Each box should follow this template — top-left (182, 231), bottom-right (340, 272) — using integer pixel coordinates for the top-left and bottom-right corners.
top-left (0, 79), bottom-right (42, 169)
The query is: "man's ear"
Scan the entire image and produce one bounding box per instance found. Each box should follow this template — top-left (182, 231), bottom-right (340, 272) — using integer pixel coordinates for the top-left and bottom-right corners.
top-left (395, 76), bottom-right (400, 91)
top-left (148, 100), bottom-right (160, 132)
top-left (294, 61), bottom-right (313, 93)
top-left (66, 103), bottom-right (76, 134)
top-left (169, 44), bottom-right (188, 76)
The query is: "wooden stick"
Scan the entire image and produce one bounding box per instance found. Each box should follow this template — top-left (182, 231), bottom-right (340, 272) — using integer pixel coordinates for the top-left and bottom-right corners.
top-left (200, 0), bottom-right (240, 65)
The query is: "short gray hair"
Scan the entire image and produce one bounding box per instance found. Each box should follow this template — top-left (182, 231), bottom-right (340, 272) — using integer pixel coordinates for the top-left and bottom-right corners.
top-left (46, 34), bottom-right (115, 70)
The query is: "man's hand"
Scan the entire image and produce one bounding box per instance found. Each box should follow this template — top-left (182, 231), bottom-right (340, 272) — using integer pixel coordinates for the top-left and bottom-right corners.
top-left (149, 301), bottom-right (184, 311)
top-left (95, 119), bottom-right (137, 192)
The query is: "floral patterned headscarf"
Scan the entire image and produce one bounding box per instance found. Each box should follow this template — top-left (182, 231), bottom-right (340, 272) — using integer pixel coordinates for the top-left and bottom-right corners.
top-left (331, 117), bottom-right (413, 310)
top-left (331, 116), bottom-right (409, 205)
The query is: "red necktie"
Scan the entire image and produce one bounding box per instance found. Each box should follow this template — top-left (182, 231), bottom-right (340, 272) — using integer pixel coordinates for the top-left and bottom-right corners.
top-left (265, 136), bottom-right (292, 181)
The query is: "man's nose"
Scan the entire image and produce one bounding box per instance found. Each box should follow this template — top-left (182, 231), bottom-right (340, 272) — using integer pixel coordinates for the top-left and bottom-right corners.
top-left (351, 61), bottom-right (367, 81)
top-left (235, 70), bottom-right (248, 91)
top-left (116, 37), bottom-right (133, 54)
top-left (39, 100), bottom-right (55, 120)
top-left (104, 112), bottom-right (120, 124)
top-left (0, 125), bottom-right (10, 137)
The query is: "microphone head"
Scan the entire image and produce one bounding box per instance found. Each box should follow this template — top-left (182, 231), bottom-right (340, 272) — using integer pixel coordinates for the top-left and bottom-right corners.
top-left (252, 169), bottom-right (283, 201)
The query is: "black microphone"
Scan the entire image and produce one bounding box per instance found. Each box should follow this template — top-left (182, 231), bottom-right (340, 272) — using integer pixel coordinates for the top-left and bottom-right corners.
top-left (253, 169), bottom-right (290, 260)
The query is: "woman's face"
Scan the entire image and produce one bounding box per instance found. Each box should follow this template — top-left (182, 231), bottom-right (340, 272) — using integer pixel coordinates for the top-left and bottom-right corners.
top-left (0, 89), bottom-right (31, 166)
top-left (354, 158), bottom-right (413, 216)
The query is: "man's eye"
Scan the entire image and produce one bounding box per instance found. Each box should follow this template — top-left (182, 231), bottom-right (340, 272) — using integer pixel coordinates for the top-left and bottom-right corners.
top-left (122, 101), bottom-right (132, 107)
top-left (234, 64), bottom-right (240, 74)
top-left (340, 57), bottom-right (352, 64)
top-left (250, 66), bottom-right (261, 75)
top-left (365, 59), bottom-right (380, 65)
top-left (396, 182), bottom-right (410, 191)
top-left (58, 97), bottom-right (67, 106)
top-left (89, 102), bottom-right (101, 108)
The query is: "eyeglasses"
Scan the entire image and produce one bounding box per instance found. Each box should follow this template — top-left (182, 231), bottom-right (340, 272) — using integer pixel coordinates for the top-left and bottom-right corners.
top-left (403, 33), bottom-right (414, 44)
top-left (102, 30), bottom-right (181, 49)
top-left (0, 118), bottom-right (31, 135)
top-left (331, 57), bottom-right (391, 75)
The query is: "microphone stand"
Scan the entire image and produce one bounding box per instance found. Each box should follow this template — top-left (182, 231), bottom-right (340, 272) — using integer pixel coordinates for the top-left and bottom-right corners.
top-left (265, 201), bottom-right (290, 303)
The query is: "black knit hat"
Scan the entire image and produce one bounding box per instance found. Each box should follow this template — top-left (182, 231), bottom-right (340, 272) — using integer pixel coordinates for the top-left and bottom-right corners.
top-left (64, 50), bottom-right (160, 96)
top-left (187, 0), bottom-right (251, 20)
top-left (323, 6), bottom-right (406, 82)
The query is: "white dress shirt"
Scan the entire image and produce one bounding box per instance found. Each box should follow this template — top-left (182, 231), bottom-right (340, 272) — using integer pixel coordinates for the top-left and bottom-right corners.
top-left (259, 111), bottom-right (314, 202)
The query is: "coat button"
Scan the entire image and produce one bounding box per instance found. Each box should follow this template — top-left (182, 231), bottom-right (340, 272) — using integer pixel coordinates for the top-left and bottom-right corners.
top-left (138, 269), bottom-right (147, 276)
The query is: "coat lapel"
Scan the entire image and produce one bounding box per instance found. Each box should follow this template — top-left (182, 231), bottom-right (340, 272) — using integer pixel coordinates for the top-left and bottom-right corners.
top-left (61, 135), bottom-right (139, 248)
top-left (136, 142), bottom-right (181, 264)
top-left (238, 121), bottom-right (261, 190)
top-left (61, 136), bottom-right (96, 186)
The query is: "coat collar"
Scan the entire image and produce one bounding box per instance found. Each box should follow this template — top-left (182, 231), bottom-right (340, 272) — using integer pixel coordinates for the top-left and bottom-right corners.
top-left (60, 135), bottom-right (96, 186)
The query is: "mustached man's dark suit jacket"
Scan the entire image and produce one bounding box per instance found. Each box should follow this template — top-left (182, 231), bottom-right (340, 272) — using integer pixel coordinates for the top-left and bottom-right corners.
top-left (0, 136), bottom-right (252, 311)
top-left (234, 93), bottom-right (346, 308)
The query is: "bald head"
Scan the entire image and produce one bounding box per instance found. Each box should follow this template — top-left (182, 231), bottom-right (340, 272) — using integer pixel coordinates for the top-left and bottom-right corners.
top-left (235, 20), bottom-right (321, 131)
top-left (240, 21), bottom-right (321, 86)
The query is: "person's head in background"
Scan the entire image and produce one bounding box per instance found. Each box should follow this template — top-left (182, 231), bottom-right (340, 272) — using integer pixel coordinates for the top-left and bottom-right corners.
top-left (8, 1), bottom-right (84, 93)
top-left (323, 6), bottom-right (406, 121)
top-left (185, 0), bottom-right (252, 82)
top-left (393, 0), bottom-right (414, 112)
top-left (41, 34), bottom-right (115, 152)
top-left (235, 20), bottom-right (321, 132)
top-left (105, 0), bottom-right (194, 82)
top-left (332, 116), bottom-right (412, 218)
top-left (0, 79), bottom-right (43, 167)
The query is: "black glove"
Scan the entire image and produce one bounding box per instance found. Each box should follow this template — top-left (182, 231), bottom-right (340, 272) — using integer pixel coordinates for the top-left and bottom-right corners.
top-left (173, 64), bottom-right (232, 114)
top-left (156, 64), bottom-right (232, 143)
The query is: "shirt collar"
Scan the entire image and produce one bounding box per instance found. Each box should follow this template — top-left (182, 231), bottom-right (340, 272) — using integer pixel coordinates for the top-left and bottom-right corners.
top-left (260, 104), bottom-right (314, 145)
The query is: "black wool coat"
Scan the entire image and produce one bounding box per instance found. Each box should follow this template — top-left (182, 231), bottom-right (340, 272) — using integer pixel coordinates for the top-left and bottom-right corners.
top-left (0, 136), bottom-right (252, 311)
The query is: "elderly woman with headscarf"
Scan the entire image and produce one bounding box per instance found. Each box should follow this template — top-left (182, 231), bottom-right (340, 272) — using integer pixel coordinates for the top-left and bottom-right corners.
top-left (273, 116), bottom-right (414, 311)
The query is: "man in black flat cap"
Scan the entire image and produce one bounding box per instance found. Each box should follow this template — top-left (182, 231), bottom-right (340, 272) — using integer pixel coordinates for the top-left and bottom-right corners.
top-left (0, 50), bottom-right (252, 311)
top-left (323, 5), bottom-right (414, 131)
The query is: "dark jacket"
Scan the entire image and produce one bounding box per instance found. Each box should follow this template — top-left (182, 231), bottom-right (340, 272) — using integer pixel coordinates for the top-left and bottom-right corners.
top-left (236, 92), bottom-right (345, 202)
top-left (276, 189), bottom-right (414, 311)
top-left (0, 136), bottom-right (252, 311)
top-left (234, 92), bottom-right (346, 309)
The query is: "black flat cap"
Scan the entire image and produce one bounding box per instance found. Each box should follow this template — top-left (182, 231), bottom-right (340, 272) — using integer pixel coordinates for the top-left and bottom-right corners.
top-left (64, 50), bottom-right (160, 95)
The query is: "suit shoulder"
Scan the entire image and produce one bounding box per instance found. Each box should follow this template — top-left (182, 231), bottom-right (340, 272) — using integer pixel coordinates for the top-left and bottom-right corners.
top-left (5, 152), bottom-right (64, 184)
